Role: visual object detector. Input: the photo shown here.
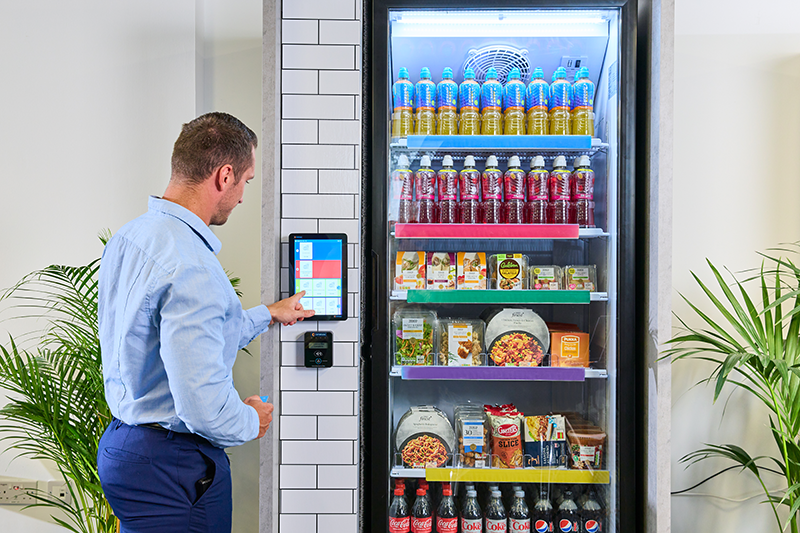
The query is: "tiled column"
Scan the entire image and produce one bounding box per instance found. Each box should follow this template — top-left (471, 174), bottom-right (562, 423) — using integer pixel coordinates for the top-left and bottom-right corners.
top-left (274, 1), bottom-right (362, 532)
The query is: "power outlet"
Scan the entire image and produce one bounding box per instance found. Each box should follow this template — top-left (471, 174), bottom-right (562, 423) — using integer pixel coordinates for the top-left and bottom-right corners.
top-left (47, 480), bottom-right (72, 505)
top-left (560, 55), bottom-right (590, 81)
top-left (0, 478), bottom-right (38, 505)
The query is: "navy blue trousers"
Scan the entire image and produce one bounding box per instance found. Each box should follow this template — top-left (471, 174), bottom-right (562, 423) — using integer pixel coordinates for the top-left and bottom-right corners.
top-left (97, 419), bottom-right (232, 533)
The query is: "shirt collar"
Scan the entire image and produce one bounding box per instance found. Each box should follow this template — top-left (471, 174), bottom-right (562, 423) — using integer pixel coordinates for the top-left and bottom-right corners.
top-left (147, 196), bottom-right (222, 255)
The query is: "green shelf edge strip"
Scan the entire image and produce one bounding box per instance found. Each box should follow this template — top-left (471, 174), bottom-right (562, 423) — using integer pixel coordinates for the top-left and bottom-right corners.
top-left (406, 290), bottom-right (591, 304)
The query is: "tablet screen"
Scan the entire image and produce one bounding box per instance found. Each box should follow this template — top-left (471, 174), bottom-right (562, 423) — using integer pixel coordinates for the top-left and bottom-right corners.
top-left (290, 234), bottom-right (347, 321)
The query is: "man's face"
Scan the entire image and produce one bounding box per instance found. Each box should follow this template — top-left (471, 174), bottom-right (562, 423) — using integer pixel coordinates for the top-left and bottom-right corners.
top-left (210, 148), bottom-right (256, 226)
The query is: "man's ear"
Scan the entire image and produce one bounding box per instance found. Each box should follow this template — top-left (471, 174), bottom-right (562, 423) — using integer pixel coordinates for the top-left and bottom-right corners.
top-left (213, 164), bottom-right (235, 192)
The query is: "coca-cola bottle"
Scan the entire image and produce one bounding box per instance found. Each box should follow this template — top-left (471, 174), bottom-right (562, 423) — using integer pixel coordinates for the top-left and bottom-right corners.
top-left (459, 155), bottom-right (481, 224)
top-left (503, 155), bottom-right (526, 224)
top-left (532, 489), bottom-right (553, 533)
top-left (509, 490), bottom-right (530, 532)
top-left (485, 490), bottom-right (507, 532)
top-left (482, 155), bottom-right (503, 223)
top-left (461, 489), bottom-right (483, 533)
top-left (436, 483), bottom-right (457, 533)
top-left (580, 491), bottom-right (603, 533)
top-left (389, 481), bottom-right (410, 533)
top-left (412, 487), bottom-right (433, 533)
top-left (415, 155), bottom-right (438, 223)
top-left (438, 155), bottom-right (459, 224)
top-left (547, 156), bottom-right (571, 224)
top-left (525, 155), bottom-right (548, 224)
top-left (393, 154), bottom-right (416, 224)
top-left (419, 480), bottom-right (434, 521)
top-left (555, 490), bottom-right (579, 533)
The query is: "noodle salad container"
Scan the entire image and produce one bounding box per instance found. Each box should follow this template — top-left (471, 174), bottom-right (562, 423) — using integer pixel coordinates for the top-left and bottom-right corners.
top-left (488, 254), bottom-right (528, 290)
top-left (394, 406), bottom-right (455, 468)
top-left (482, 308), bottom-right (550, 367)
top-left (393, 308), bottom-right (438, 366)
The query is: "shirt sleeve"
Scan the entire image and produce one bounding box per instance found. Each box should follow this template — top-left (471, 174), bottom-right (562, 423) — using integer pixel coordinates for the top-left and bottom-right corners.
top-left (239, 305), bottom-right (272, 350)
top-left (155, 265), bottom-right (259, 448)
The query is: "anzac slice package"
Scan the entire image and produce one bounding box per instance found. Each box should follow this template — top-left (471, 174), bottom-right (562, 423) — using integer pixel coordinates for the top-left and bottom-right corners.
top-left (485, 405), bottom-right (523, 468)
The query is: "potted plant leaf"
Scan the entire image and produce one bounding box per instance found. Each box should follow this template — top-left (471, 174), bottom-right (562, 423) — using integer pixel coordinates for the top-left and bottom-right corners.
top-left (667, 245), bottom-right (800, 532)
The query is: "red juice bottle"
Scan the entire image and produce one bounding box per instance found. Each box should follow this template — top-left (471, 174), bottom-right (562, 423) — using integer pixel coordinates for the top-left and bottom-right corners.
top-left (438, 155), bottom-right (459, 224)
top-left (396, 154), bottom-right (416, 223)
top-left (570, 154), bottom-right (595, 227)
top-left (459, 155), bottom-right (481, 224)
top-left (503, 155), bottom-right (526, 224)
top-left (548, 155), bottom-right (571, 224)
top-left (482, 155), bottom-right (503, 224)
top-left (415, 155), bottom-right (438, 223)
top-left (525, 155), bottom-right (549, 224)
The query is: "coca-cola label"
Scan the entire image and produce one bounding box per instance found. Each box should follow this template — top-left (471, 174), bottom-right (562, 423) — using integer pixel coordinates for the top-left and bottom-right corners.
top-left (436, 517), bottom-right (458, 532)
top-left (390, 516), bottom-right (411, 533)
top-left (462, 518), bottom-right (482, 532)
top-left (412, 516), bottom-right (433, 533)
top-left (486, 518), bottom-right (507, 532)
top-left (509, 518), bottom-right (531, 531)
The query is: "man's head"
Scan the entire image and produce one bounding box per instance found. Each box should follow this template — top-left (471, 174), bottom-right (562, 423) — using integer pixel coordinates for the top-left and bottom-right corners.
top-left (168, 112), bottom-right (258, 225)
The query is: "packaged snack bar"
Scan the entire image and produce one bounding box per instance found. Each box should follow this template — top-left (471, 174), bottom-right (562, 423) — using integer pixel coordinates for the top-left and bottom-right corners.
top-left (393, 308), bottom-right (437, 366)
top-left (489, 254), bottom-right (528, 290)
top-left (455, 405), bottom-right (489, 468)
top-left (564, 265), bottom-right (597, 291)
top-left (394, 251), bottom-right (426, 290)
top-left (485, 405), bottom-right (523, 468)
top-left (547, 323), bottom-right (590, 367)
top-left (426, 252), bottom-right (456, 290)
top-left (483, 308), bottom-right (549, 367)
top-left (524, 415), bottom-right (568, 468)
top-left (395, 406), bottom-right (455, 468)
top-left (457, 252), bottom-right (487, 290)
top-left (438, 318), bottom-right (485, 366)
top-left (530, 265), bottom-right (563, 290)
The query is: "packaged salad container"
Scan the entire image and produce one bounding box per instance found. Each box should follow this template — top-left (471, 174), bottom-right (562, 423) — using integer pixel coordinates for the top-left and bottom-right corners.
top-left (393, 308), bottom-right (437, 366)
top-left (529, 265), bottom-right (564, 290)
top-left (438, 318), bottom-right (485, 366)
top-left (427, 252), bottom-right (456, 290)
top-left (564, 265), bottom-right (597, 291)
top-left (488, 254), bottom-right (528, 290)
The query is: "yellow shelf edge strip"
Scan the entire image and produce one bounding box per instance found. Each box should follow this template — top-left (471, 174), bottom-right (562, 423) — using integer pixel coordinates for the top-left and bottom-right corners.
top-left (424, 468), bottom-right (610, 484)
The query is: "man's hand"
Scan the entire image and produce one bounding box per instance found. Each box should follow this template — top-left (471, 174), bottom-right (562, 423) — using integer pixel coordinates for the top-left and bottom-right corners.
top-left (267, 291), bottom-right (315, 325)
top-left (244, 396), bottom-right (274, 439)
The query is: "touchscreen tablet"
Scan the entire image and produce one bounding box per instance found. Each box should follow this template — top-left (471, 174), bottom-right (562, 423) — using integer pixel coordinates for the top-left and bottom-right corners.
top-left (289, 233), bottom-right (348, 321)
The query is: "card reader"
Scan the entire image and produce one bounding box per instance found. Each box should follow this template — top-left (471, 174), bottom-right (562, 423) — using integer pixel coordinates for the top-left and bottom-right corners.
top-left (305, 331), bottom-right (333, 368)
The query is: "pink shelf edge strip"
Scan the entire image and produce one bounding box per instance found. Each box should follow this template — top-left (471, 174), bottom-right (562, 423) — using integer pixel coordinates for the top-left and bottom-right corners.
top-left (394, 224), bottom-right (580, 239)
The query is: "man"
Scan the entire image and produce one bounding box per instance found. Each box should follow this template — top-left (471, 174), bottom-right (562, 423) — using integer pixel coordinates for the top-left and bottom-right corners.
top-left (97, 112), bottom-right (312, 532)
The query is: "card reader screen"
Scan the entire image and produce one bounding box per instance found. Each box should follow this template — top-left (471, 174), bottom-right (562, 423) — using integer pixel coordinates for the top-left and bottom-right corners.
top-left (308, 342), bottom-right (329, 349)
top-left (293, 238), bottom-right (343, 317)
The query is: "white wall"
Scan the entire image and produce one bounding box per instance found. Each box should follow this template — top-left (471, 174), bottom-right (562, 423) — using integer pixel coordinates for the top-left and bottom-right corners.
top-left (0, 1), bottom-right (263, 531)
top-left (672, 0), bottom-right (800, 530)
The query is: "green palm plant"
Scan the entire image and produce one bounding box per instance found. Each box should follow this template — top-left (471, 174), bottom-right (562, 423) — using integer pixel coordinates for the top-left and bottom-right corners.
top-left (0, 259), bottom-right (116, 533)
top-left (667, 246), bottom-right (800, 533)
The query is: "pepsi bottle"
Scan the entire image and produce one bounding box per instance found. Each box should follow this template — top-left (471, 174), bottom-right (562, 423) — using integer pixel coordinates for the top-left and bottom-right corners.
top-left (436, 483), bottom-right (457, 533)
top-left (555, 490), bottom-right (579, 533)
top-left (485, 490), bottom-right (507, 532)
top-left (509, 490), bottom-right (530, 532)
top-left (412, 487), bottom-right (433, 533)
top-left (389, 481), bottom-right (410, 533)
top-left (580, 491), bottom-right (604, 533)
top-left (532, 489), bottom-right (553, 533)
top-left (461, 489), bottom-right (483, 533)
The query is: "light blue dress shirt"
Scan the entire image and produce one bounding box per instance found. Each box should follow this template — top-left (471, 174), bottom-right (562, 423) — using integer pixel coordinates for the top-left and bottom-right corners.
top-left (98, 196), bottom-right (270, 448)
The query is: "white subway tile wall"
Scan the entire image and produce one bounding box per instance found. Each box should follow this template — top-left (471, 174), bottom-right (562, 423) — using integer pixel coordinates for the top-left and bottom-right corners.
top-left (279, 3), bottom-right (362, 529)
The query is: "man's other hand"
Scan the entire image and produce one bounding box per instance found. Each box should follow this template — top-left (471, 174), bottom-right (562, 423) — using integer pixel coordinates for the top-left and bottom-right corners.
top-left (267, 291), bottom-right (315, 325)
top-left (244, 396), bottom-right (274, 439)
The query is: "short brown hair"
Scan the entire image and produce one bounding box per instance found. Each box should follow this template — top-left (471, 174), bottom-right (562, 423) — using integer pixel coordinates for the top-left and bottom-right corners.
top-left (171, 112), bottom-right (258, 184)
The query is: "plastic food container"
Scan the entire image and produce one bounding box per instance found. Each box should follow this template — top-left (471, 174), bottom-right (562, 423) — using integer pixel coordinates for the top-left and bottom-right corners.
top-left (395, 406), bottom-right (455, 468)
top-left (392, 308), bottom-right (437, 366)
top-left (426, 252), bottom-right (456, 290)
top-left (567, 428), bottom-right (606, 470)
top-left (457, 252), bottom-right (487, 290)
top-left (488, 254), bottom-right (528, 290)
top-left (455, 405), bottom-right (489, 468)
top-left (482, 308), bottom-right (549, 367)
top-left (438, 318), bottom-right (485, 366)
top-left (564, 265), bottom-right (597, 291)
top-left (394, 251), bottom-right (426, 290)
top-left (530, 265), bottom-right (563, 290)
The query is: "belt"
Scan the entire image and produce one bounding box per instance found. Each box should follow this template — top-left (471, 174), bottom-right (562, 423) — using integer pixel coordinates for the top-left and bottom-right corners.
top-left (139, 423), bottom-right (170, 432)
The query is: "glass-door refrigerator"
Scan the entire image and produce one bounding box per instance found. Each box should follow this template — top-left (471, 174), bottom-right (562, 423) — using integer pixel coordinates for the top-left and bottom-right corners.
top-left (366, 1), bottom-right (639, 531)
